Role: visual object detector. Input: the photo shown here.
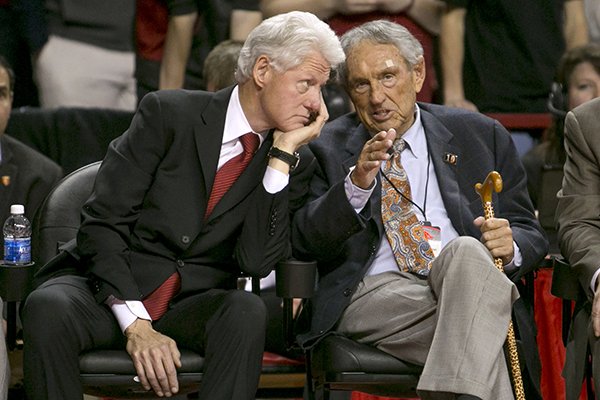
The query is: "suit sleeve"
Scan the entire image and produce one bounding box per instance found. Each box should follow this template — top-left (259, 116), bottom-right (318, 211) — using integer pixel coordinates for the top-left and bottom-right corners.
top-left (291, 142), bottom-right (372, 263)
top-left (77, 92), bottom-right (172, 302)
top-left (235, 145), bottom-right (317, 277)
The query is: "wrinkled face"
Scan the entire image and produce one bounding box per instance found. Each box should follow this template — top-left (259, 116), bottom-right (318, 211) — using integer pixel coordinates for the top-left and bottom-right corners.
top-left (0, 67), bottom-right (12, 135)
top-left (346, 41), bottom-right (424, 137)
top-left (258, 51), bottom-right (331, 132)
top-left (567, 61), bottom-right (600, 110)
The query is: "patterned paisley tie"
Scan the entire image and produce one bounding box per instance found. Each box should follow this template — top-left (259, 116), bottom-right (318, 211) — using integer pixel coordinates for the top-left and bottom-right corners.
top-left (381, 138), bottom-right (435, 276)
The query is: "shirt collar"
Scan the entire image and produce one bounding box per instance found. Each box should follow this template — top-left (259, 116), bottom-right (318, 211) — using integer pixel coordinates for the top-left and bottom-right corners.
top-left (223, 86), bottom-right (255, 142)
top-left (399, 105), bottom-right (427, 159)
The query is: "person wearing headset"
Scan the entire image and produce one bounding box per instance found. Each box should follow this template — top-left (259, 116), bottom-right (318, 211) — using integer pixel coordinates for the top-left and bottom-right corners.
top-left (522, 43), bottom-right (600, 250)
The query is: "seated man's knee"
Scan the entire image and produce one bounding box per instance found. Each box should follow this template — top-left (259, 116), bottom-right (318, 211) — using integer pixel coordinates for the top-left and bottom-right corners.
top-left (447, 236), bottom-right (491, 261)
top-left (220, 290), bottom-right (268, 332)
top-left (22, 283), bottom-right (76, 336)
top-left (437, 236), bottom-right (497, 276)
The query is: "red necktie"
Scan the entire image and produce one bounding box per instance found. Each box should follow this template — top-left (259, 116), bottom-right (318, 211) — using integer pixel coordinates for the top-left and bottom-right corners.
top-left (205, 132), bottom-right (260, 218)
top-left (142, 272), bottom-right (181, 321)
top-left (142, 133), bottom-right (259, 320)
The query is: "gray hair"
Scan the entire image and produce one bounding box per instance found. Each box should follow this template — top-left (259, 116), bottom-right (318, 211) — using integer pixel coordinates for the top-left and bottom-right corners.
top-left (235, 11), bottom-right (345, 83)
top-left (338, 20), bottom-right (424, 86)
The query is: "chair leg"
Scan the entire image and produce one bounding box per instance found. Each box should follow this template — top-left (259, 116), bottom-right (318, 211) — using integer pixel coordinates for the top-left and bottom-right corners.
top-left (586, 350), bottom-right (595, 400)
top-left (562, 298), bottom-right (572, 346)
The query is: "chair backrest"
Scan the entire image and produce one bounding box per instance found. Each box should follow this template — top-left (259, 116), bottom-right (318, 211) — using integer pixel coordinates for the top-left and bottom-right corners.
top-left (537, 164), bottom-right (564, 255)
top-left (7, 107), bottom-right (133, 174)
top-left (537, 164), bottom-right (564, 231)
top-left (32, 162), bottom-right (101, 266)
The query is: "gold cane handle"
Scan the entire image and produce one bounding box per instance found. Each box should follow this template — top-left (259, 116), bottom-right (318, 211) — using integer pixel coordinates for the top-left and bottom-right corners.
top-left (474, 170), bottom-right (502, 217)
top-left (475, 171), bottom-right (525, 400)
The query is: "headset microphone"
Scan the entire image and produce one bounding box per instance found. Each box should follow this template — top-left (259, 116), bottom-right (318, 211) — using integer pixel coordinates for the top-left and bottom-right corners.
top-left (547, 82), bottom-right (567, 118)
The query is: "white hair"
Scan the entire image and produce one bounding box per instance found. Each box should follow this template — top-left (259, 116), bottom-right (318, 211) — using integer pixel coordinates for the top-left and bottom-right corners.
top-left (235, 11), bottom-right (345, 83)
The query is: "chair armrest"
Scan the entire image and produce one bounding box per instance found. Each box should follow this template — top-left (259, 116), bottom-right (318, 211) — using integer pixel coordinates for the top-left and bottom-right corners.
top-left (551, 256), bottom-right (581, 301)
top-left (276, 259), bottom-right (317, 299)
top-left (275, 259), bottom-right (317, 350)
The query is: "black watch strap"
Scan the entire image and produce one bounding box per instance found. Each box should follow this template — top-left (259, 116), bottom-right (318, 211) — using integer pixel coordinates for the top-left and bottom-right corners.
top-left (268, 146), bottom-right (300, 171)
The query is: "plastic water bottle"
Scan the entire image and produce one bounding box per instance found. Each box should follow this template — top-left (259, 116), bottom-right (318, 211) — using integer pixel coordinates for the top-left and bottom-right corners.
top-left (3, 204), bottom-right (32, 265)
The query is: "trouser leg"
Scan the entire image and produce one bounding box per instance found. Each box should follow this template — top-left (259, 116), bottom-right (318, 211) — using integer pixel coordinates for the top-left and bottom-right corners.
top-left (418, 236), bottom-right (518, 400)
top-left (157, 289), bottom-right (267, 400)
top-left (22, 276), bottom-right (123, 400)
top-left (337, 237), bottom-right (518, 400)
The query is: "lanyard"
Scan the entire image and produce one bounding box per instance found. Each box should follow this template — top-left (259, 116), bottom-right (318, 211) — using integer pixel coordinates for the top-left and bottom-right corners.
top-left (381, 150), bottom-right (431, 221)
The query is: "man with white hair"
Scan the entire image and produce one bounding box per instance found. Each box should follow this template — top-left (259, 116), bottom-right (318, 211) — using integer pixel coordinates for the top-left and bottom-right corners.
top-left (22, 11), bottom-right (344, 400)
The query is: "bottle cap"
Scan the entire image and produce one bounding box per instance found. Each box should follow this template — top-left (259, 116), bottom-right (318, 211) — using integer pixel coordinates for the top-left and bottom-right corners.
top-left (10, 204), bottom-right (24, 214)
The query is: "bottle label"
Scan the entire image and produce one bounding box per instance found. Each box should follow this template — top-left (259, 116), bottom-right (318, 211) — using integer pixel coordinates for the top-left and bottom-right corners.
top-left (4, 237), bottom-right (31, 264)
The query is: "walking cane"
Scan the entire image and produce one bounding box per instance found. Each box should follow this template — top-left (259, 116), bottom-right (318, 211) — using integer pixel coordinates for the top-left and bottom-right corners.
top-left (475, 171), bottom-right (526, 400)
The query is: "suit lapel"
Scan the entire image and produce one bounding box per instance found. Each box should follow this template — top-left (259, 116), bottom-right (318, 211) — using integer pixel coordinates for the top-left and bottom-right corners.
top-left (420, 109), bottom-right (469, 235)
top-left (342, 123), bottom-right (370, 173)
top-left (195, 87), bottom-right (234, 203)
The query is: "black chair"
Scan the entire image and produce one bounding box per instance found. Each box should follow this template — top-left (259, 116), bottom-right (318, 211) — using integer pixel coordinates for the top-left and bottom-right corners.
top-left (308, 335), bottom-right (422, 398)
top-left (276, 260), bottom-right (422, 400)
top-left (31, 161), bottom-right (305, 398)
top-left (278, 262), bottom-right (545, 400)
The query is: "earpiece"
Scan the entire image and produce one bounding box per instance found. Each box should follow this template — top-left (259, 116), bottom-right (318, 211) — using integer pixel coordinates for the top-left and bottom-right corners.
top-left (547, 82), bottom-right (567, 118)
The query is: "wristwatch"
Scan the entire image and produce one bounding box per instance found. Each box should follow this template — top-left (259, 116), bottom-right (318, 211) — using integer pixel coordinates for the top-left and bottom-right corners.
top-left (268, 146), bottom-right (300, 171)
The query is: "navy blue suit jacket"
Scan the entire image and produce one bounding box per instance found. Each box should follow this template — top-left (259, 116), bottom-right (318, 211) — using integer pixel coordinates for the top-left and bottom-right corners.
top-left (292, 103), bottom-right (548, 394)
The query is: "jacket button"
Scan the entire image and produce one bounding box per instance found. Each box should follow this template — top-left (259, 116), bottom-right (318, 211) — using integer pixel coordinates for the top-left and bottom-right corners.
top-left (181, 235), bottom-right (190, 244)
top-left (343, 288), bottom-right (352, 297)
top-left (176, 259), bottom-right (185, 267)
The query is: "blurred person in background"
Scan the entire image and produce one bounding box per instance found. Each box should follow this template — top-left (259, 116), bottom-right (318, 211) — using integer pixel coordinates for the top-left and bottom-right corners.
top-left (524, 43), bottom-right (600, 208)
top-left (135, 0), bottom-right (261, 102)
top-left (203, 39), bottom-right (244, 92)
top-left (440, 0), bottom-right (589, 156)
top-left (0, 0), bottom-right (47, 107)
top-left (34, 0), bottom-right (136, 110)
top-left (0, 56), bottom-right (62, 257)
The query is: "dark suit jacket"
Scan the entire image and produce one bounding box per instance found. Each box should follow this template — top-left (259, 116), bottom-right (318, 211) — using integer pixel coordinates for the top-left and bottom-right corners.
top-left (74, 87), bottom-right (313, 304)
top-left (0, 134), bottom-right (63, 258)
top-left (292, 103), bottom-right (548, 394)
